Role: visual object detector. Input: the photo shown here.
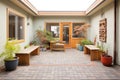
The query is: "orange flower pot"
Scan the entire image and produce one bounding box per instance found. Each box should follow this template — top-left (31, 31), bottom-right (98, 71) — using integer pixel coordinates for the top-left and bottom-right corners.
top-left (101, 55), bottom-right (112, 67)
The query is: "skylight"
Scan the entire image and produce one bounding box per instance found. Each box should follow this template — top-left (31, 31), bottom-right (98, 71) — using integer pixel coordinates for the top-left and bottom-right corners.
top-left (28, 0), bottom-right (96, 11)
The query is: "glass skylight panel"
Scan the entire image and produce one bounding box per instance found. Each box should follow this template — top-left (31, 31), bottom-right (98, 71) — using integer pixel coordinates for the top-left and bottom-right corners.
top-left (28, 0), bottom-right (96, 11)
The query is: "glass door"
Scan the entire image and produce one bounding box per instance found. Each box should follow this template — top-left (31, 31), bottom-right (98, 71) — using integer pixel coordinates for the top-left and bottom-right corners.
top-left (60, 22), bottom-right (72, 48)
top-left (63, 26), bottom-right (69, 44)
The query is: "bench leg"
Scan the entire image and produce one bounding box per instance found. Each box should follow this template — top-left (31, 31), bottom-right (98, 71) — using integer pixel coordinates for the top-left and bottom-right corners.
top-left (90, 50), bottom-right (99, 61)
top-left (31, 48), bottom-right (40, 55)
top-left (16, 54), bottom-right (30, 65)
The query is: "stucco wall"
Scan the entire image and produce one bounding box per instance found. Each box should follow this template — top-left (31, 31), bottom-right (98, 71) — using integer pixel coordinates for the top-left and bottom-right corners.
top-left (33, 16), bottom-right (90, 32)
top-left (0, 0), bottom-right (34, 67)
top-left (89, 2), bottom-right (115, 62)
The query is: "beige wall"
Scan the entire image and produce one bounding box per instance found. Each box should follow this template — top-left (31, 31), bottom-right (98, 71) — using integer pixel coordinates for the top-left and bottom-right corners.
top-left (33, 16), bottom-right (89, 31)
top-left (89, 2), bottom-right (115, 62)
top-left (0, 0), bottom-right (34, 67)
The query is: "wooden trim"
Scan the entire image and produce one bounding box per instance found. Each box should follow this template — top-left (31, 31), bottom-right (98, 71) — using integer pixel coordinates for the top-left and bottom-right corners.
top-left (8, 40), bottom-right (25, 44)
top-left (60, 22), bottom-right (72, 48)
top-left (38, 11), bottom-right (86, 16)
top-left (6, 8), bottom-right (9, 40)
top-left (7, 8), bottom-right (25, 42)
top-left (20, 0), bottom-right (38, 13)
top-left (8, 8), bottom-right (26, 17)
top-left (86, 0), bottom-right (105, 14)
top-left (72, 22), bottom-right (86, 39)
top-left (45, 22), bottom-right (60, 38)
top-left (10, 0), bottom-right (38, 15)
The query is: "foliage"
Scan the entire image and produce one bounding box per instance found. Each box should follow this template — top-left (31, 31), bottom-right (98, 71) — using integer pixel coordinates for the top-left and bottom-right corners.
top-left (0, 40), bottom-right (20, 60)
top-left (80, 39), bottom-right (93, 46)
top-left (24, 44), bottom-right (30, 49)
top-left (36, 29), bottom-right (54, 43)
top-left (97, 42), bottom-right (108, 56)
top-left (30, 40), bottom-right (37, 45)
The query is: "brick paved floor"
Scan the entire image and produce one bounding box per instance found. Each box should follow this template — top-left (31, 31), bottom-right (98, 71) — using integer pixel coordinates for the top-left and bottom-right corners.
top-left (0, 49), bottom-right (120, 80)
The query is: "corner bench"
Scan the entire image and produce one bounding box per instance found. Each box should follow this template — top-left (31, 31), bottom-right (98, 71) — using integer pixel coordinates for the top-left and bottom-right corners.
top-left (16, 46), bottom-right (40, 65)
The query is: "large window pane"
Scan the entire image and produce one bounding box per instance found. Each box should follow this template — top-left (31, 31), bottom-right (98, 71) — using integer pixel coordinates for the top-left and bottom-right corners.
top-left (72, 23), bottom-right (85, 38)
top-left (18, 17), bottom-right (24, 40)
top-left (9, 11), bottom-right (24, 40)
top-left (46, 23), bottom-right (59, 38)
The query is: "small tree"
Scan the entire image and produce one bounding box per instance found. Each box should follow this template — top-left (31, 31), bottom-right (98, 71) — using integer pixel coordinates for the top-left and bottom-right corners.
top-left (36, 29), bottom-right (54, 48)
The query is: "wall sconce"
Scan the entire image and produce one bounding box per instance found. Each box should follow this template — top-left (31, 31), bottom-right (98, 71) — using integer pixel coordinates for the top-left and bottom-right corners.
top-left (20, 26), bottom-right (23, 29)
top-left (27, 16), bottom-right (30, 26)
top-left (27, 22), bottom-right (30, 25)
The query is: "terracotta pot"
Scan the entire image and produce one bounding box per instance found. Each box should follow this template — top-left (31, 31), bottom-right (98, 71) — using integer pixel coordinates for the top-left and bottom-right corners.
top-left (101, 55), bottom-right (112, 67)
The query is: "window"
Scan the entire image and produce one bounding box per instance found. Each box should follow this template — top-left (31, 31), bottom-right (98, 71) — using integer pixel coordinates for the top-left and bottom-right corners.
top-left (8, 9), bottom-right (25, 41)
top-left (72, 23), bottom-right (85, 38)
top-left (46, 23), bottom-right (59, 38)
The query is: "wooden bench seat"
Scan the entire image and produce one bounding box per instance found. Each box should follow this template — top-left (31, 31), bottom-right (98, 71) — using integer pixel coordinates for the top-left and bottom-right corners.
top-left (16, 46), bottom-right (40, 65)
top-left (50, 41), bottom-right (65, 51)
top-left (84, 45), bottom-right (100, 61)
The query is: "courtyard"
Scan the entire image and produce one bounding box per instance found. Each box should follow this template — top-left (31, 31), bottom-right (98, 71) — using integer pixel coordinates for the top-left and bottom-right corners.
top-left (0, 49), bottom-right (120, 80)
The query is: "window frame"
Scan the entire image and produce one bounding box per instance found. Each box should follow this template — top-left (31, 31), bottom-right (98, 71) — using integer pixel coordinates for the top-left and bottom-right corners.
top-left (7, 8), bottom-right (25, 43)
top-left (45, 22), bottom-right (60, 38)
top-left (72, 22), bottom-right (85, 39)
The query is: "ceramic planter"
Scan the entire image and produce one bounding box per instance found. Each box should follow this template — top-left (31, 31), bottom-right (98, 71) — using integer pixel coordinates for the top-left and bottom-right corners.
top-left (4, 57), bottom-right (19, 71)
top-left (101, 55), bottom-right (112, 67)
top-left (79, 45), bottom-right (83, 51)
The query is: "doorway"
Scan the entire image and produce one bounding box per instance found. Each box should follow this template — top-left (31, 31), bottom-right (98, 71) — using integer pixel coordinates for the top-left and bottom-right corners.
top-left (60, 22), bottom-right (72, 48)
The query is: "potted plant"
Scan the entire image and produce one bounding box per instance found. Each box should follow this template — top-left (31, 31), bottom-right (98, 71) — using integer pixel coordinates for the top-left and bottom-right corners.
top-left (78, 40), bottom-right (84, 51)
top-left (98, 42), bottom-right (112, 67)
top-left (36, 29), bottom-right (54, 49)
top-left (79, 39), bottom-right (93, 51)
top-left (0, 40), bottom-right (20, 71)
top-left (101, 51), bottom-right (112, 67)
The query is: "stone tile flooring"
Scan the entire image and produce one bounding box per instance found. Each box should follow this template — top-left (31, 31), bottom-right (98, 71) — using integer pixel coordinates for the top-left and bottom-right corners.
top-left (0, 49), bottom-right (120, 80)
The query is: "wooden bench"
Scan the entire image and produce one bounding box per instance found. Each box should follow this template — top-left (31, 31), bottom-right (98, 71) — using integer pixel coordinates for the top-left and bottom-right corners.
top-left (16, 46), bottom-right (40, 65)
top-left (50, 41), bottom-right (65, 51)
top-left (84, 45), bottom-right (100, 61)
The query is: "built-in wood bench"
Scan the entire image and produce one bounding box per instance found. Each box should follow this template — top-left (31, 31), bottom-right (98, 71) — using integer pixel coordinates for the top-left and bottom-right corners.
top-left (84, 45), bottom-right (100, 61)
top-left (16, 46), bottom-right (40, 65)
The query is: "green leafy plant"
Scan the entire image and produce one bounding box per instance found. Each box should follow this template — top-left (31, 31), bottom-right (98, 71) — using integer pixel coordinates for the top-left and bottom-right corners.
top-left (81, 39), bottom-right (93, 46)
top-left (24, 44), bottom-right (30, 49)
top-left (36, 29), bottom-right (55, 49)
top-left (36, 29), bottom-right (54, 44)
top-left (30, 40), bottom-right (37, 45)
top-left (0, 40), bottom-right (20, 60)
top-left (98, 42), bottom-right (108, 56)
